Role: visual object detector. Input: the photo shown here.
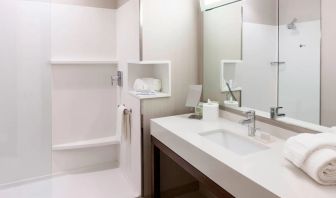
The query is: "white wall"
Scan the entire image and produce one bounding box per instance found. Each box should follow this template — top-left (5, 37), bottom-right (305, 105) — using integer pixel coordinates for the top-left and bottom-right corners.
top-left (278, 20), bottom-right (321, 124)
top-left (51, 0), bottom-right (119, 173)
top-left (116, 0), bottom-right (142, 196)
top-left (0, 0), bottom-right (52, 184)
top-left (279, 0), bottom-right (320, 25)
top-left (51, 3), bottom-right (117, 60)
top-left (235, 22), bottom-right (278, 112)
top-left (141, 0), bottom-right (201, 196)
top-left (52, 65), bottom-right (118, 145)
top-left (243, 0), bottom-right (277, 25)
top-left (54, 0), bottom-right (118, 9)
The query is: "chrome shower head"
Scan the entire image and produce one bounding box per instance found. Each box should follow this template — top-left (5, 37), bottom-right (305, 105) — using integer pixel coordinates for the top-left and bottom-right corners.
top-left (287, 18), bottom-right (298, 30)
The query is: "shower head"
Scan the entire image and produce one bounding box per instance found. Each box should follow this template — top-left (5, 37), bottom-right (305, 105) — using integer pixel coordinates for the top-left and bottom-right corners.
top-left (287, 18), bottom-right (298, 30)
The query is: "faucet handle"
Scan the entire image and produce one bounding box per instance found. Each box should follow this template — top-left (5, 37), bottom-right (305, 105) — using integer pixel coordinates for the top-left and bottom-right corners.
top-left (244, 110), bottom-right (256, 116)
top-left (270, 107), bottom-right (285, 118)
top-left (276, 106), bottom-right (283, 111)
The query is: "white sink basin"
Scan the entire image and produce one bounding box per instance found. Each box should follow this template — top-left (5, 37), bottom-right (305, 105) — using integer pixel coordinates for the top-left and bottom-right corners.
top-left (199, 129), bottom-right (268, 156)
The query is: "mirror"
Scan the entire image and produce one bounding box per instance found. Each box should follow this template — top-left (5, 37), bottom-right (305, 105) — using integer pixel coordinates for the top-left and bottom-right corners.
top-left (202, 0), bottom-right (326, 128)
top-left (278, 0), bottom-right (321, 124)
top-left (203, 0), bottom-right (279, 112)
top-left (203, 0), bottom-right (243, 108)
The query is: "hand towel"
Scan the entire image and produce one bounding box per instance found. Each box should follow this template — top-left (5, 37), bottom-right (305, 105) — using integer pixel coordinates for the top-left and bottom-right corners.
top-left (301, 148), bottom-right (336, 185)
top-left (124, 110), bottom-right (131, 141)
top-left (116, 105), bottom-right (126, 140)
top-left (283, 133), bottom-right (336, 167)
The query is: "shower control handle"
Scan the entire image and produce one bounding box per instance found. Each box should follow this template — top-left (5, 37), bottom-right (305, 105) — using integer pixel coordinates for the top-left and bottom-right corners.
top-left (111, 71), bottom-right (123, 87)
top-left (270, 61), bottom-right (286, 65)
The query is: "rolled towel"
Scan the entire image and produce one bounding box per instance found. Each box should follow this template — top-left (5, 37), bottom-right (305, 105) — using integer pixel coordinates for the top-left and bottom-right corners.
top-left (284, 133), bottom-right (336, 185)
top-left (301, 148), bottom-right (336, 185)
top-left (283, 133), bottom-right (336, 167)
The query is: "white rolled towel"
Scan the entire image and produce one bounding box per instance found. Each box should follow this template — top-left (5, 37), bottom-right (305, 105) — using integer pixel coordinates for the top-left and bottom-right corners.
top-left (283, 132), bottom-right (336, 185)
top-left (301, 148), bottom-right (336, 185)
top-left (284, 133), bottom-right (336, 167)
top-left (302, 148), bottom-right (336, 185)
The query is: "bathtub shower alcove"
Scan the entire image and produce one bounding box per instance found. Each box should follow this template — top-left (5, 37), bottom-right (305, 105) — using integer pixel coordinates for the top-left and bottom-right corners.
top-left (0, 0), bottom-right (142, 197)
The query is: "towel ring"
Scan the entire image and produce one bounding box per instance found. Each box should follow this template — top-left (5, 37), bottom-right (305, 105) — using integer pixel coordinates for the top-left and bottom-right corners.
top-left (118, 104), bottom-right (132, 115)
top-left (123, 109), bottom-right (132, 115)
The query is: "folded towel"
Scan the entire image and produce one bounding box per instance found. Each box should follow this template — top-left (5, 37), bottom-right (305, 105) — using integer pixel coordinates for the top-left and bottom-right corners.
top-left (133, 78), bottom-right (162, 92)
top-left (301, 148), bottom-right (336, 185)
top-left (284, 133), bottom-right (336, 185)
top-left (283, 133), bottom-right (336, 167)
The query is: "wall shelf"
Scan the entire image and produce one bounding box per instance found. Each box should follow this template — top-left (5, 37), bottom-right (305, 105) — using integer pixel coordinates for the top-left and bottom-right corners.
top-left (50, 59), bottom-right (118, 65)
top-left (52, 136), bottom-right (120, 151)
top-left (127, 61), bottom-right (171, 100)
top-left (128, 91), bottom-right (170, 99)
top-left (220, 60), bottom-right (242, 92)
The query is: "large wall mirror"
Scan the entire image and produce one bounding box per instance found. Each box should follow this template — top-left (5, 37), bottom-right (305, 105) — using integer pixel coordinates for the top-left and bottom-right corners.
top-left (202, 0), bottom-right (327, 128)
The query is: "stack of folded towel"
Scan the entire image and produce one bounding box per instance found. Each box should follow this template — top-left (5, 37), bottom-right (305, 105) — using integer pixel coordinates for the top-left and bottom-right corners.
top-left (133, 78), bottom-right (162, 92)
top-left (283, 132), bottom-right (336, 185)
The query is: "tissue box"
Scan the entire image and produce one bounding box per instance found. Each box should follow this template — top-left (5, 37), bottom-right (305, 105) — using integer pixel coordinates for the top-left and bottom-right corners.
top-left (203, 101), bottom-right (219, 121)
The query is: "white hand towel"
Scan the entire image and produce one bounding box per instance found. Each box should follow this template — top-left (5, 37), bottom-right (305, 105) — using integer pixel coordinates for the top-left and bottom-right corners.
top-left (124, 110), bottom-right (131, 141)
top-left (283, 133), bottom-right (336, 167)
top-left (301, 148), bottom-right (336, 185)
top-left (116, 105), bottom-right (126, 140)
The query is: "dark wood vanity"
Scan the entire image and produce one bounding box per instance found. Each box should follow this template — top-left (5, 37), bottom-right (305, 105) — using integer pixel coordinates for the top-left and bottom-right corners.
top-left (151, 136), bottom-right (234, 198)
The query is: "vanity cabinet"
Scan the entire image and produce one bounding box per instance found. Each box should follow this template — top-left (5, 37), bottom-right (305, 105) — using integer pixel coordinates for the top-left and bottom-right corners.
top-left (151, 136), bottom-right (234, 198)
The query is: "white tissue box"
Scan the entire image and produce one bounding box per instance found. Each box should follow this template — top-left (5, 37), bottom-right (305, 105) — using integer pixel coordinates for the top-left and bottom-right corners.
top-left (203, 101), bottom-right (219, 121)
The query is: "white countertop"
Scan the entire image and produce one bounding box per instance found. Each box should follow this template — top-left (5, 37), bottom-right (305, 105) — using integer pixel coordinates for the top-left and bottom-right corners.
top-left (150, 114), bottom-right (336, 198)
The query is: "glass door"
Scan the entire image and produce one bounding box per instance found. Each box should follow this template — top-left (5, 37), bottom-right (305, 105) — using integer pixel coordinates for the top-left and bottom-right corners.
top-left (0, 0), bottom-right (51, 185)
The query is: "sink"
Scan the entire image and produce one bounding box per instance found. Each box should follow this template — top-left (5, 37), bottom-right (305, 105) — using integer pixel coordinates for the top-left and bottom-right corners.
top-left (199, 129), bottom-right (268, 156)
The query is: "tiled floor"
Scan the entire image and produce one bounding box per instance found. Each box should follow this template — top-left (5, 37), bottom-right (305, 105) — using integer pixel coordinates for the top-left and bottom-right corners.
top-left (0, 168), bottom-right (135, 198)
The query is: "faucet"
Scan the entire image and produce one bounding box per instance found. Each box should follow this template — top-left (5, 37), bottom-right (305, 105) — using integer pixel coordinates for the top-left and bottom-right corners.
top-left (270, 107), bottom-right (286, 119)
top-left (240, 110), bottom-right (256, 137)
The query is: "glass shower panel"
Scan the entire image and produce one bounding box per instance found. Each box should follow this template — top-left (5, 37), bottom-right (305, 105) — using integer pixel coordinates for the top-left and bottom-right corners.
top-left (0, 0), bottom-right (51, 185)
top-left (278, 0), bottom-right (321, 124)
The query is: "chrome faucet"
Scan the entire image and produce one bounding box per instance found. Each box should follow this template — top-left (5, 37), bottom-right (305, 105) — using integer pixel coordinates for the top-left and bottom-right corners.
top-left (270, 107), bottom-right (285, 119)
top-left (240, 110), bottom-right (256, 137)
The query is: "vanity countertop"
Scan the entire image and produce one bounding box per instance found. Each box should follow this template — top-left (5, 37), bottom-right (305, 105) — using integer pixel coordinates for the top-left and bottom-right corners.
top-left (150, 114), bottom-right (336, 198)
